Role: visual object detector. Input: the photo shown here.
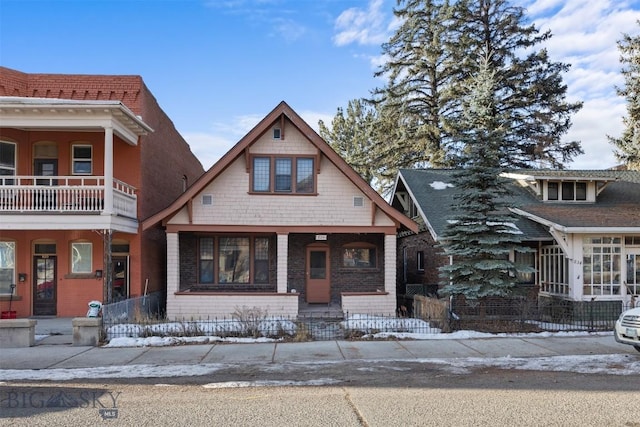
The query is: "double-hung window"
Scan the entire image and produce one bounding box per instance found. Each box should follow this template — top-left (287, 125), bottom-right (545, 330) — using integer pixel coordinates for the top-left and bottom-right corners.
top-left (252, 156), bottom-right (315, 194)
top-left (72, 145), bottom-right (92, 175)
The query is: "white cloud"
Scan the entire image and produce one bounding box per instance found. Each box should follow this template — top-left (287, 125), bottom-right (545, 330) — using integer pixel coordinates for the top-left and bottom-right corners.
top-left (518, 0), bottom-right (640, 168)
top-left (333, 0), bottom-right (389, 46)
top-left (181, 132), bottom-right (235, 171)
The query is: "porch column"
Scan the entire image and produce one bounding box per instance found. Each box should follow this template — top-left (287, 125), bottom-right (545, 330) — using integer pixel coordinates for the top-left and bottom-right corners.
top-left (569, 235), bottom-right (583, 300)
top-left (167, 232), bottom-right (179, 295)
top-left (277, 233), bottom-right (288, 294)
top-left (102, 126), bottom-right (114, 215)
top-left (384, 234), bottom-right (397, 300)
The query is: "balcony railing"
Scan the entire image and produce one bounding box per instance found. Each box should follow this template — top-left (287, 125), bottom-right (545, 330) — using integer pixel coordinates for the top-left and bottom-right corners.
top-left (0, 176), bottom-right (137, 218)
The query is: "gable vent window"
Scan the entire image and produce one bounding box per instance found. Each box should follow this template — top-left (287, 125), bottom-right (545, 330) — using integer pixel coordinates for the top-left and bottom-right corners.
top-left (273, 128), bottom-right (281, 140)
top-left (353, 196), bottom-right (364, 207)
top-left (202, 194), bottom-right (213, 206)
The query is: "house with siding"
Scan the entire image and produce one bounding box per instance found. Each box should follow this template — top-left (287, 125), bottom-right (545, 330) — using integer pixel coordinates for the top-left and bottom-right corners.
top-left (142, 101), bottom-right (418, 319)
top-left (392, 168), bottom-right (640, 311)
top-left (0, 66), bottom-right (204, 317)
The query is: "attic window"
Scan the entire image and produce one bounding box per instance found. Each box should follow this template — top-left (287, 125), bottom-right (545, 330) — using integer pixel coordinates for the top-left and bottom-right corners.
top-left (273, 128), bottom-right (281, 140)
top-left (202, 194), bottom-right (213, 205)
top-left (546, 181), bottom-right (587, 201)
top-left (353, 196), bottom-right (364, 207)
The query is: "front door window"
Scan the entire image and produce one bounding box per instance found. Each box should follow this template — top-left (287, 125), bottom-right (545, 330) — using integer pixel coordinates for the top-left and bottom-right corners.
top-left (33, 255), bottom-right (56, 315)
top-left (306, 246), bottom-right (330, 303)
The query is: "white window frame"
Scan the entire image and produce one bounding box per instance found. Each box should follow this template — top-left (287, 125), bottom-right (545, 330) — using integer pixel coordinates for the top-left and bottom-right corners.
top-left (540, 245), bottom-right (569, 295)
top-left (0, 241), bottom-right (16, 294)
top-left (71, 242), bottom-right (93, 274)
top-left (72, 144), bottom-right (93, 175)
top-left (582, 236), bottom-right (622, 297)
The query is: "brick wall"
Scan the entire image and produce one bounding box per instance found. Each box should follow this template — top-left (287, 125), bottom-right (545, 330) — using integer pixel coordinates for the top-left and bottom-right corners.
top-left (288, 233), bottom-right (385, 303)
top-left (0, 66), bottom-right (206, 308)
top-left (397, 231), bottom-right (447, 293)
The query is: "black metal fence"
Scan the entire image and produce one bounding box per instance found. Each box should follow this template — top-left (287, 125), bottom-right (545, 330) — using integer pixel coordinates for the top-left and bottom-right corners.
top-left (101, 297), bottom-right (635, 343)
top-left (102, 311), bottom-right (442, 342)
top-left (101, 291), bottom-right (165, 324)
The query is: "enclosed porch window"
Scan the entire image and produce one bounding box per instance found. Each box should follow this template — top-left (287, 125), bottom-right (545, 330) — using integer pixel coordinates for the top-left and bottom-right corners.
top-left (198, 236), bottom-right (270, 285)
top-left (583, 236), bottom-right (622, 296)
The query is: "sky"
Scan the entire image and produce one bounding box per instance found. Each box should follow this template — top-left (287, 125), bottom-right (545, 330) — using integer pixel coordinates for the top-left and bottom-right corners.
top-left (1, 0), bottom-right (640, 171)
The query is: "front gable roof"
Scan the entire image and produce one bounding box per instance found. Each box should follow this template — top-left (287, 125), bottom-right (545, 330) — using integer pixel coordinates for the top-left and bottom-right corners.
top-left (143, 101), bottom-right (417, 232)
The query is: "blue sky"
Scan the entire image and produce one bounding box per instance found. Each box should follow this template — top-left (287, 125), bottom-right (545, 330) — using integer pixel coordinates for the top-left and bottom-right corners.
top-left (1, 0), bottom-right (640, 170)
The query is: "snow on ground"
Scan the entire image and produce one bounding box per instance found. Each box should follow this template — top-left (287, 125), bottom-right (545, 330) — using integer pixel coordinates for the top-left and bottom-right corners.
top-left (0, 351), bottom-right (638, 382)
top-left (3, 315), bottom-right (635, 383)
top-left (102, 314), bottom-right (613, 347)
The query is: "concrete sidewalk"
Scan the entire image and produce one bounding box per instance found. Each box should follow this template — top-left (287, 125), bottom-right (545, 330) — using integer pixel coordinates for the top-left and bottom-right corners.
top-left (0, 333), bottom-right (633, 371)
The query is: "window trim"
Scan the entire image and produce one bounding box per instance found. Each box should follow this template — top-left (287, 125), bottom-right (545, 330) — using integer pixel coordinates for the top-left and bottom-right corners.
top-left (250, 155), bottom-right (317, 195)
top-left (197, 235), bottom-right (271, 285)
top-left (341, 242), bottom-right (377, 269)
top-left (0, 240), bottom-right (16, 295)
top-left (71, 241), bottom-right (93, 274)
top-left (546, 181), bottom-right (588, 202)
top-left (417, 251), bottom-right (425, 272)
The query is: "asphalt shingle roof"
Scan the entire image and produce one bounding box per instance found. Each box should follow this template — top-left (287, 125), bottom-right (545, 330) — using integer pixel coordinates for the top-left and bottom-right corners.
top-left (395, 168), bottom-right (640, 239)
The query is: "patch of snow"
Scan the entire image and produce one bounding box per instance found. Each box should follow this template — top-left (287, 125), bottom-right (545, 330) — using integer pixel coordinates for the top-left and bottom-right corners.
top-left (202, 379), bottom-right (342, 388)
top-left (430, 181), bottom-right (454, 190)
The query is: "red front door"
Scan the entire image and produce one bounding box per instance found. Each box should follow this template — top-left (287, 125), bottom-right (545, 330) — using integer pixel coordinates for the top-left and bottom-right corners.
top-left (306, 246), bottom-right (330, 303)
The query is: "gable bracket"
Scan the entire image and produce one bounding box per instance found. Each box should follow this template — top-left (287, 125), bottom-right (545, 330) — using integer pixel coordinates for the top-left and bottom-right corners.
top-left (548, 227), bottom-right (572, 259)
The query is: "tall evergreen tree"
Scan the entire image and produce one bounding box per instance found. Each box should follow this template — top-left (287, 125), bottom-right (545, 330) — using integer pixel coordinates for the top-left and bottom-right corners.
top-left (371, 0), bottom-right (582, 176)
top-left (609, 22), bottom-right (640, 170)
top-left (439, 53), bottom-right (534, 299)
top-left (372, 0), bottom-right (458, 170)
top-left (318, 99), bottom-right (384, 189)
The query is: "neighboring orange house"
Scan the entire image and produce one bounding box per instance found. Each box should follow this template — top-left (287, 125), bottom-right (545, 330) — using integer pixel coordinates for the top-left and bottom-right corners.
top-left (143, 101), bottom-right (418, 319)
top-left (0, 67), bottom-right (204, 317)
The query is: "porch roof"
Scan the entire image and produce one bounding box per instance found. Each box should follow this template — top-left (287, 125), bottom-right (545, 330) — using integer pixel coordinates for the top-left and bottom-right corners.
top-left (0, 96), bottom-right (153, 144)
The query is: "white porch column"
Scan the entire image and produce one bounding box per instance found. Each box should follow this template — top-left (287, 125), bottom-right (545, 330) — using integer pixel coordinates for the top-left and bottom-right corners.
top-left (102, 126), bottom-right (114, 215)
top-left (569, 235), bottom-right (584, 300)
top-left (384, 234), bottom-right (397, 299)
top-left (167, 232), bottom-right (179, 295)
top-left (277, 233), bottom-right (289, 294)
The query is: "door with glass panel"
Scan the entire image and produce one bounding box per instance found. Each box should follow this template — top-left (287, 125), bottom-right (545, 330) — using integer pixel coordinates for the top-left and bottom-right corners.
top-left (626, 249), bottom-right (640, 303)
top-left (33, 255), bottom-right (57, 315)
top-left (306, 245), bottom-right (330, 303)
top-left (34, 158), bottom-right (58, 209)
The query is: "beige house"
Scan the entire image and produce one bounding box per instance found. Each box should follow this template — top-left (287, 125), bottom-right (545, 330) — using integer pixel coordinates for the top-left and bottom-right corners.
top-left (143, 102), bottom-right (417, 319)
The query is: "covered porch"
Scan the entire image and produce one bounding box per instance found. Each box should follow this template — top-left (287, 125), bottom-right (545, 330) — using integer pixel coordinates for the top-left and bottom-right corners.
top-left (164, 231), bottom-right (399, 319)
